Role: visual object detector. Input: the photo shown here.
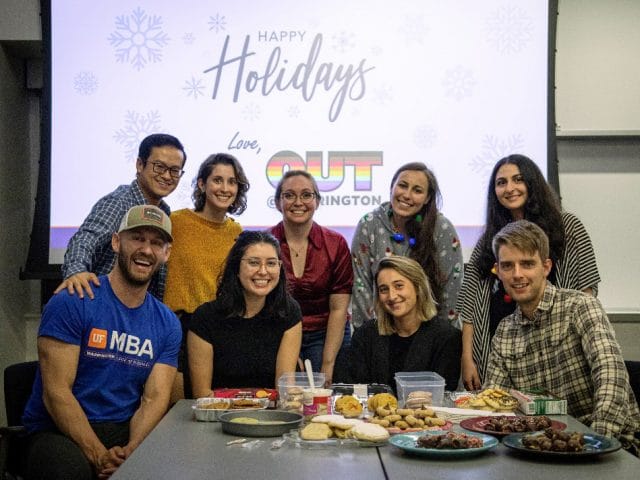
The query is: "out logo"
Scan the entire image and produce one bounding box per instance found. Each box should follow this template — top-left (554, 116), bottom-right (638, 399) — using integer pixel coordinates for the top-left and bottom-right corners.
top-left (88, 328), bottom-right (108, 349)
top-left (266, 151), bottom-right (383, 191)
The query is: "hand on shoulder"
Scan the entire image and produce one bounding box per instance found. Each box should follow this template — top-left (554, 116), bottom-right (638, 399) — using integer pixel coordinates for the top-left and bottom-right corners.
top-left (54, 272), bottom-right (101, 299)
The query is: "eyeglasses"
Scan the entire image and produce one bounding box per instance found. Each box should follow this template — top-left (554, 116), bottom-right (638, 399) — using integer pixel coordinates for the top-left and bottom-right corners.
top-left (280, 191), bottom-right (317, 203)
top-left (241, 257), bottom-right (281, 271)
top-left (150, 161), bottom-right (184, 179)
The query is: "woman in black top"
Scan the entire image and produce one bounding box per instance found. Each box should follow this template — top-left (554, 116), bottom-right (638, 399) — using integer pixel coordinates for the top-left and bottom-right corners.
top-left (188, 231), bottom-right (302, 396)
top-left (348, 256), bottom-right (461, 391)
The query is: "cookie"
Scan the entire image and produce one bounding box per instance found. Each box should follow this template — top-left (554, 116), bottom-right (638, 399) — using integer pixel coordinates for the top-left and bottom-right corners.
top-left (311, 414), bottom-right (345, 424)
top-left (300, 422), bottom-right (333, 441)
top-left (348, 423), bottom-right (390, 442)
top-left (328, 418), bottom-right (364, 430)
top-left (367, 393), bottom-right (398, 412)
top-left (334, 395), bottom-right (363, 417)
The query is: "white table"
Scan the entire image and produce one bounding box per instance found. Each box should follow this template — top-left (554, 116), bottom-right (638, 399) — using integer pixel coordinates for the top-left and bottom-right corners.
top-left (111, 400), bottom-right (639, 480)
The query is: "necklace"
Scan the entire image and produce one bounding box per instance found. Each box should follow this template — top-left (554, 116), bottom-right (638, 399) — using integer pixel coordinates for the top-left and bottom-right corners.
top-left (288, 241), bottom-right (307, 258)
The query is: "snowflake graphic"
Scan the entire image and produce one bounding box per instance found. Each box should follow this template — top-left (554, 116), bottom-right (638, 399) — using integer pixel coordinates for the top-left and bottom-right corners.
top-left (469, 134), bottom-right (525, 175)
top-left (331, 31), bottom-right (355, 53)
top-left (413, 126), bottom-right (437, 149)
top-left (242, 103), bottom-right (261, 121)
top-left (288, 106), bottom-right (300, 118)
top-left (183, 76), bottom-right (205, 100)
top-left (372, 85), bottom-right (393, 106)
top-left (443, 66), bottom-right (476, 101)
top-left (182, 33), bottom-right (195, 45)
top-left (113, 111), bottom-right (162, 160)
top-left (74, 71), bottom-right (98, 95)
top-left (485, 6), bottom-right (533, 54)
top-left (208, 14), bottom-right (227, 33)
top-left (108, 7), bottom-right (170, 71)
top-left (175, 182), bottom-right (193, 205)
top-left (399, 14), bottom-right (428, 45)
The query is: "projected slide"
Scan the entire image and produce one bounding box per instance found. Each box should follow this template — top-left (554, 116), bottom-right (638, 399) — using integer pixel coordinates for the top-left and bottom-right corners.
top-left (48, 0), bottom-right (550, 262)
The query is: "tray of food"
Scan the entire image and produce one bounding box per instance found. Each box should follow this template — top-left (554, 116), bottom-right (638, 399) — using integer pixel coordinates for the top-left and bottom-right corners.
top-left (389, 431), bottom-right (499, 458)
top-left (460, 415), bottom-right (567, 437)
top-left (330, 384), bottom-right (395, 418)
top-left (503, 428), bottom-right (622, 457)
top-left (219, 410), bottom-right (304, 437)
top-left (192, 397), bottom-right (270, 422)
top-left (366, 392), bottom-right (452, 434)
top-left (451, 388), bottom-right (519, 412)
top-left (284, 414), bottom-right (390, 448)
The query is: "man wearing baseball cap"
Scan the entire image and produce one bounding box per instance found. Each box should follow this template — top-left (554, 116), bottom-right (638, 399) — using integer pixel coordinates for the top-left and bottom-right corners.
top-left (22, 205), bottom-right (181, 479)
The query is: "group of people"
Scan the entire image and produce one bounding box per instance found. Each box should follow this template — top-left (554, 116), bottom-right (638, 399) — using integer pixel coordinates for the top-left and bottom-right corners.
top-left (20, 134), bottom-right (640, 478)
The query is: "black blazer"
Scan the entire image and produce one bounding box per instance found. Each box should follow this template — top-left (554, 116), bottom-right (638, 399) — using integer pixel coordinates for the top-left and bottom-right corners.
top-left (345, 318), bottom-right (462, 391)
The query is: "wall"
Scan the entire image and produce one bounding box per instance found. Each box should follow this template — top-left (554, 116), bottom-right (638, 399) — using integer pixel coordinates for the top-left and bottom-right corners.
top-left (556, 0), bottom-right (640, 134)
top-left (0, 0), bottom-right (42, 426)
top-left (0, 1), bottom-right (639, 428)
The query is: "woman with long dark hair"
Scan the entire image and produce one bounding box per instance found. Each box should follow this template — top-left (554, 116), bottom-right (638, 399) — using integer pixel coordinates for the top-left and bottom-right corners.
top-left (187, 231), bottom-right (302, 396)
top-left (351, 162), bottom-right (463, 329)
top-left (459, 154), bottom-right (600, 389)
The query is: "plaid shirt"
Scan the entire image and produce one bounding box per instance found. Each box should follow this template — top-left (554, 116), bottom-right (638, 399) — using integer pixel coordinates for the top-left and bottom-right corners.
top-left (61, 180), bottom-right (170, 300)
top-left (486, 282), bottom-right (640, 438)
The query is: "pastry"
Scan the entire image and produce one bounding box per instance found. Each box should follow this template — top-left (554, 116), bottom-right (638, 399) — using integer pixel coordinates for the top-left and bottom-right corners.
top-left (347, 423), bottom-right (390, 442)
top-left (300, 422), bottom-right (333, 441)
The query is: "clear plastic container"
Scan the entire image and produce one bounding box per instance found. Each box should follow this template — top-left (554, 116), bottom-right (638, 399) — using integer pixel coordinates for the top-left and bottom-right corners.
top-left (277, 372), bottom-right (326, 413)
top-left (394, 371), bottom-right (445, 407)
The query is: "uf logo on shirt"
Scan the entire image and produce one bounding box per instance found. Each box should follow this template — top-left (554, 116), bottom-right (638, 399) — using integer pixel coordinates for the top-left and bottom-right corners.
top-left (88, 328), bottom-right (154, 359)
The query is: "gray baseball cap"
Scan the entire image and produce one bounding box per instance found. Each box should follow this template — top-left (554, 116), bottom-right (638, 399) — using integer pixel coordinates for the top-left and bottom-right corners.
top-left (118, 205), bottom-right (172, 242)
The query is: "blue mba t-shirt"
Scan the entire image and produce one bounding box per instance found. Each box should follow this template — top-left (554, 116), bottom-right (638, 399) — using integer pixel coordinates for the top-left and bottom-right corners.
top-left (23, 276), bottom-right (181, 432)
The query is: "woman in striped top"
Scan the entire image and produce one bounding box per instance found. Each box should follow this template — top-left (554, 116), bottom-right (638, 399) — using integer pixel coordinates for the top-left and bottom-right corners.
top-left (458, 154), bottom-right (600, 390)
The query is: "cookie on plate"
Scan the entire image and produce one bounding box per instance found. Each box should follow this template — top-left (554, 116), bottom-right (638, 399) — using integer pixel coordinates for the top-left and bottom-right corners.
top-left (328, 418), bottom-right (364, 430)
top-left (347, 423), bottom-right (390, 442)
top-left (311, 414), bottom-right (345, 424)
top-left (300, 422), bottom-right (333, 441)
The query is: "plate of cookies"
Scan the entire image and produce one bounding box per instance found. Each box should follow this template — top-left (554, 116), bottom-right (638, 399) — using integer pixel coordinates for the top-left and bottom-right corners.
top-left (452, 388), bottom-right (519, 412)
top-left (366, 392), bottom-right (452, 434)
top-left (284, 414), bottom-right (390, 448)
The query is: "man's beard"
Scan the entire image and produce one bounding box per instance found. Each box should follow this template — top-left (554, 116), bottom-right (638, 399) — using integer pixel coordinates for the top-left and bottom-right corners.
top-left (117, 252), bottom-right (156, 287)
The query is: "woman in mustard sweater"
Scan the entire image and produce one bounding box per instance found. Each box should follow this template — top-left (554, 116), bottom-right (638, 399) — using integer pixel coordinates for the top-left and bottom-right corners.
top-left (164, 153), bottom-right (249, 399)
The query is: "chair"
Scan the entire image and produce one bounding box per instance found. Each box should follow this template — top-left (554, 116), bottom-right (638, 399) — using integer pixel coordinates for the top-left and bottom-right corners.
top-left (625, 360), bottom-right (640, 409)
top-left (0, 361), bottom-right (38, 479)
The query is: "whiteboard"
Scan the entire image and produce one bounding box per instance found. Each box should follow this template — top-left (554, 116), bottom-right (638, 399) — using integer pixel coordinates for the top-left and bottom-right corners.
top-left (556, 0), bottom-right (640, 135)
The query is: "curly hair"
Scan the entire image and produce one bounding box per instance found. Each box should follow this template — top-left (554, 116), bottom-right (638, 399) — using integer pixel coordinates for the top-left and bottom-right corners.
top-left (192, 153), bottom-right (250, 214)
top-left (477, 154), bottom-right (564, 279)
top-left (390, 162), bottom-right (444, 305)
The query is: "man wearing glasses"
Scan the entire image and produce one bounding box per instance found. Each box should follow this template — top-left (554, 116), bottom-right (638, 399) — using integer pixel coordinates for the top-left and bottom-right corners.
top-left (55, 133), bottom-right (186, 300)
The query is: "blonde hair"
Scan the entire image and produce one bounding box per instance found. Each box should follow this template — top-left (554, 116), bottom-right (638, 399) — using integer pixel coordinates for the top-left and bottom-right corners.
top-left (374, 256), bottom-right (438, 336)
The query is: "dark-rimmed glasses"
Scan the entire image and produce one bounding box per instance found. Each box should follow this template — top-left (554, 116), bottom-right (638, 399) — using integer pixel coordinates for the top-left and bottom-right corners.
top-left (150, 161), bottom-right (184, 179)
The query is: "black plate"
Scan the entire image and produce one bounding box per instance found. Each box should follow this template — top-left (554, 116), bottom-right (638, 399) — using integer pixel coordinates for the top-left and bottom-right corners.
top-left (503, 432), bottom-right (621, 457)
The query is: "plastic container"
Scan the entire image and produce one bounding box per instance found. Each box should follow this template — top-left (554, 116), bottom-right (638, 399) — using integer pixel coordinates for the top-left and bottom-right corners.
top-left (302, 388), bottom-right (333, 419)
top-left (277, 372), bottom-right (326, 413)
top-left (192, 397), bottom-right (269, 422)
top-left (394, 371), bottom-right (445, 407)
